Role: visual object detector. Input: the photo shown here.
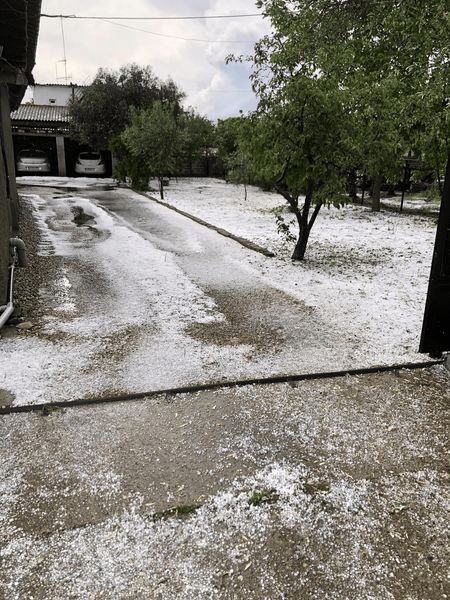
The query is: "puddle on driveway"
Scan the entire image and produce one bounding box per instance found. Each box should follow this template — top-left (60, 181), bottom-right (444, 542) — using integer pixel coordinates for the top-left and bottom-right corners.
top-left (71, 205), bottom-right (95, 226)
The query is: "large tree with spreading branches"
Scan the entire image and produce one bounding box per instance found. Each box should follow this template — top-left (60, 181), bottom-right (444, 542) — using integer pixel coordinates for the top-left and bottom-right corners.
top-left (231, 0), bottom-right (449, 260)
top-left (68, 64), bottom-right (185, 151)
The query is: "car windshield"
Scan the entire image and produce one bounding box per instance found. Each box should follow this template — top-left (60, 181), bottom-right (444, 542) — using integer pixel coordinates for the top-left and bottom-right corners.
top-left (19, 150), bottom-right (47, 158)
top-left (79, 153), bottom-right (101, 161)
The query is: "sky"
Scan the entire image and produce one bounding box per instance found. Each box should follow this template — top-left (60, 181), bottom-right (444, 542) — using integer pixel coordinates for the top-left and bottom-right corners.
top-left (33, 1), bottom-right (272, 121)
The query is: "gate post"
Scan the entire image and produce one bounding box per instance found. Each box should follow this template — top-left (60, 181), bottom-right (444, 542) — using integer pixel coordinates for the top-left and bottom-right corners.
top-left (419, 150), bottom-right (450, 356)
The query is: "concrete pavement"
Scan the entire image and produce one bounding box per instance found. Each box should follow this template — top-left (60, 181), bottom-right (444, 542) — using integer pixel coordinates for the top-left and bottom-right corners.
top-left (1, 363), bottom-right (449, 599)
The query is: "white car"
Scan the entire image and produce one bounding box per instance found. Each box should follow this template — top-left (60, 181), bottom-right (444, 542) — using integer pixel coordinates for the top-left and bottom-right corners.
top-left (16, 149), bottom-right (51, 174)
top-left (74, 151), bottom-right (106, 175)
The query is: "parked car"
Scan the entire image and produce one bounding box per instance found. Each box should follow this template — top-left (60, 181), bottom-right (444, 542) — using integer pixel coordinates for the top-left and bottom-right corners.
top-left (16, 149), bottom-right (51, 174)
top-left (74, 151), bottom-right (106, 175)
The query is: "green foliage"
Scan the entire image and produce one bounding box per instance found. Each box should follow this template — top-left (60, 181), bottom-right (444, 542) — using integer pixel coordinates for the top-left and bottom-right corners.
top-left (109, 133), bottom-right (151, 192)
top-left (216, 117), bottom-right (261, 201)
top-left (343, 0), bottom-right (450, 182)
top-left (152, 505), bottom-right (200, 521)
top-left (180, 108), bottom-right (215, 175)
top-left (274, 212), bottom-right (297, 244)
top-left (216, 118), bottom-right (244, 165)
top-left (115, 102), bottom-right (183, 192)
top-left (69, 63), bottom-right (185, 151)
top-left (248, 489), bottom-right (279, 506)
top-left (225, 150), bottom-right (252, 184)
top-left (231, 0), bottom-right (450, 258)
top-left (183, 109), bottom-right (215, 154)
top-left (115, 103), bottom-right (213, 193)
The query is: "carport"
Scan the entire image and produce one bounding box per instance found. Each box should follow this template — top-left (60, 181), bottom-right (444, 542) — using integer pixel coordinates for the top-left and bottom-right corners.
top-left (11, 103), bottom-right (70, 176)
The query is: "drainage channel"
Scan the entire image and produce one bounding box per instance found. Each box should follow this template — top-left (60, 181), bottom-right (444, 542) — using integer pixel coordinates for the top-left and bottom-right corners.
top-left (0, 359), bottom-right (445, 415)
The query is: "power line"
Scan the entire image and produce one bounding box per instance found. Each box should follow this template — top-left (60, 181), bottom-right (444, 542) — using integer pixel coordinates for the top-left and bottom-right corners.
top-left (40, 13), bottom-right (263, 45)
top-left (97, 18), bottom-right (256, 43)
top-left (41, 13), bottom-right (263, 20)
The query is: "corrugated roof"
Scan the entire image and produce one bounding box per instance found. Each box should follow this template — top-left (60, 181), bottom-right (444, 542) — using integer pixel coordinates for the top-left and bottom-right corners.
top-left (11, 104), bottom-right (70, 123)
top-left (30, 83), bottom-right (86, 88)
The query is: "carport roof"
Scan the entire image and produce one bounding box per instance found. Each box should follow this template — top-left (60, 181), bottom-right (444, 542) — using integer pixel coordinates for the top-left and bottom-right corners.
top-left (11, 104), bottom-right (70, 123)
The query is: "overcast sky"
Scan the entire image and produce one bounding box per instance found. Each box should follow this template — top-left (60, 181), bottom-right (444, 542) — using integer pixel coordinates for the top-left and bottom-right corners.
top-left (33, 0), bottom-right (271, 121)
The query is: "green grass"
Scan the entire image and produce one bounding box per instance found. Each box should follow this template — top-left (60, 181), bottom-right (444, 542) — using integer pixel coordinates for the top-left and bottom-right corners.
top-left (248, 489), bottom-right (280, 506)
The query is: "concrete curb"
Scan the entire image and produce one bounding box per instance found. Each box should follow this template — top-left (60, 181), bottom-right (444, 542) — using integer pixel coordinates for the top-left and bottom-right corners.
top-left (1, 359), bottom-right (443, 415)
top-left (139, 191), bottom-right (276, 258)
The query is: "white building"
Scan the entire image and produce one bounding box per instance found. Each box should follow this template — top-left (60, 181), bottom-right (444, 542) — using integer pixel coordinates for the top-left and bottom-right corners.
top-left (24, 83), bottom-right (83, 106)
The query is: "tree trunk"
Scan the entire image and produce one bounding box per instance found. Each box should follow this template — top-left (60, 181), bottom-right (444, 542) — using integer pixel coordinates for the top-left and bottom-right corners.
top-left (371, 173), bottom-right (382, 212)
top-left (291, 227), bottom-right (310, 260)
top-left (291, 181), bottom-right (318, 261)
top-left (274, 172), bottom-right (322, 261)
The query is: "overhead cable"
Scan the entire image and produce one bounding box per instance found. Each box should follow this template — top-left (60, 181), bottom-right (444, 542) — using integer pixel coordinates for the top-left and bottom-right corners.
top-left (41, 13), bottom-right (263, 20)
top-left (97, 18), bottom-right (255, 43)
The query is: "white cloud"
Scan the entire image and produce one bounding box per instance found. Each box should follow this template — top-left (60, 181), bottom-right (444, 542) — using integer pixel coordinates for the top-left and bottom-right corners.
top-left (34, 0), bottom-right (271, 120)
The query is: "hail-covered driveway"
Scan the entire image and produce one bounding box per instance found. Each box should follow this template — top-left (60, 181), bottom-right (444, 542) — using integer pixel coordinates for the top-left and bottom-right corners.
top-left (1, 179), bottom-right (448, 600)
top-left (2, 183), bottom-right (360, 407)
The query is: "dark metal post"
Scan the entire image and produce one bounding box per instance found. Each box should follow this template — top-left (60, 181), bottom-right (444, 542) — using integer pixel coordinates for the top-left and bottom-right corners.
top-left (419, 149), bottom-right (450, 356)
top-left (400, 163), bottom-right (410, 213)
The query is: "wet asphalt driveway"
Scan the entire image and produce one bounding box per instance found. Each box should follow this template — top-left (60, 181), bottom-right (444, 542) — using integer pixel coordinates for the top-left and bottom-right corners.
top-left (3, 185), bottom-right (360, 406)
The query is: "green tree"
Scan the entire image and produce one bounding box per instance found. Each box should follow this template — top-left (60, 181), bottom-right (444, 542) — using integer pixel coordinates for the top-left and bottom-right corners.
top-left (216, 117), bottom-right (243, 170)
top-left (69, 64), bottom-right (185, 151)
top-left (216, 117), bottom-right (254, 198)
top-left (230, 2), bottom-right (355, 259)
top-left (116, 102), bottom-right (184, 196)
top-left (182, 109), bottom-right (215, 176)
top-left (234, 0), bottom-right (449, 258)
top-left (115, 104), bottom-right (214, 195)
top-left (343, 0), bottom-right (450, 209)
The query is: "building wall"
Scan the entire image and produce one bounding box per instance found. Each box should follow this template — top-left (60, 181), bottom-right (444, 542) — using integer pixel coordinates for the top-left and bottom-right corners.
top-left (0, 0), bottom-right (42, 306)
top-left (0, 165), bottom-right (11, 305)
top-left (29, 84), bottom-right (83, 106)
top-left (0, 83), bottom-right (15, 304)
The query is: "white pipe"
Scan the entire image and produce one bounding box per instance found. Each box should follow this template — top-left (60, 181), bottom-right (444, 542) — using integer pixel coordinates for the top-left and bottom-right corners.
top-left (0, 239), bottom-right (28, 330)
top-left (0, 302), bottom-right (14, 329)
top-left (9, 238), bottom-right (27, 267)
top-left (0, 259), bottom-right (15, 330)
